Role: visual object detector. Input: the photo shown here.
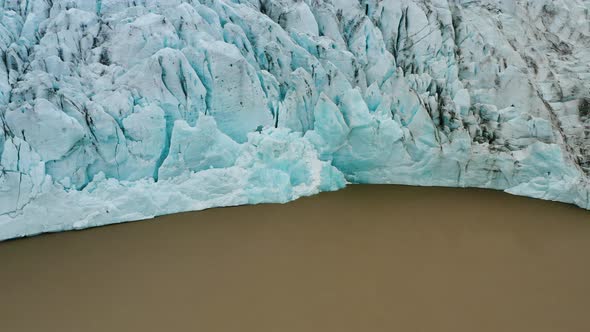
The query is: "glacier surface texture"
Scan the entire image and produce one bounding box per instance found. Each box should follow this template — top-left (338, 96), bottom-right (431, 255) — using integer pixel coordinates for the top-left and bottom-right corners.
top-left (1, 0), bottom-right (589, 240)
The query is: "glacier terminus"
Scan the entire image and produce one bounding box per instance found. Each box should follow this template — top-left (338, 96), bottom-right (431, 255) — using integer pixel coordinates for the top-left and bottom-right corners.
top-left (0, 0), bottom-right (589, 240)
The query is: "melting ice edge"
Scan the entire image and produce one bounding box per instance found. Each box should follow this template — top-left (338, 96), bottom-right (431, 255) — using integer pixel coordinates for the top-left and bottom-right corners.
top-left (1, 0), bottom-right (589, 240)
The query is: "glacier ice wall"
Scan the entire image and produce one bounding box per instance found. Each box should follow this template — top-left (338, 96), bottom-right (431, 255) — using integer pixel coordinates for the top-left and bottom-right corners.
top-left (1, 0), bottom-right (589, 240)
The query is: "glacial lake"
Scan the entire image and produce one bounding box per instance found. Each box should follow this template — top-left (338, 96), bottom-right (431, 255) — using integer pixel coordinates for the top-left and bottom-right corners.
top-left (1, 185), bottom-right (590, 332)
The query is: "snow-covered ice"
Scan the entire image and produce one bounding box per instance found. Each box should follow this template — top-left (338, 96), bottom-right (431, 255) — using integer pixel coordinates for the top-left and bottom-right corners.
top-left (1, 0), bottom-right (589, 240)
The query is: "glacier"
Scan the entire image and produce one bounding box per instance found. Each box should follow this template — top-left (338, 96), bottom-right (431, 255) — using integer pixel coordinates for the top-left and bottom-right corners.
top-left (0, 0), bottom-right (589, 240)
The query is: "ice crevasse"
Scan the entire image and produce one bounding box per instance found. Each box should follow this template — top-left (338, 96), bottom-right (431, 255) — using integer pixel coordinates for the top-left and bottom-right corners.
top-left (0, 0), bottom-right (589, 240)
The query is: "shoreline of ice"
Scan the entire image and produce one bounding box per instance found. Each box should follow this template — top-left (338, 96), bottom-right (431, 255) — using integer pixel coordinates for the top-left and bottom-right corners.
top-left (1, 0), bottom-right (589, 240)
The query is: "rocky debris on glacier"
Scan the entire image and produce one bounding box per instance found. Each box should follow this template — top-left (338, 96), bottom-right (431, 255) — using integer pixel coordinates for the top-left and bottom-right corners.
top-left (0, 0), bottom-right (589, 240)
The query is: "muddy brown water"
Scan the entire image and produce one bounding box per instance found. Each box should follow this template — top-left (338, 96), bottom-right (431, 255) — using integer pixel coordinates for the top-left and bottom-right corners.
top-left (1, 185), bottom-right (590, 332)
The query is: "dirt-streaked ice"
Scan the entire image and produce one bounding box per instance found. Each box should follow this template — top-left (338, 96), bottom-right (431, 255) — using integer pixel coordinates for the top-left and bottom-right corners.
top-left (1, 0), bottom-right (589, 240)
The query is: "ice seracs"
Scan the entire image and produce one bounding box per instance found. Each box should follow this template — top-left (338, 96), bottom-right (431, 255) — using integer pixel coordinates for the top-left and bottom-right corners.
top-left (1, 0), bottom-right (589, 240)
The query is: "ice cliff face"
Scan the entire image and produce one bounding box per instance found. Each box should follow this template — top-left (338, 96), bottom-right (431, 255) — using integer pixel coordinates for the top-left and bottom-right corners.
top-left (0, 0), bottom-right (589, 240)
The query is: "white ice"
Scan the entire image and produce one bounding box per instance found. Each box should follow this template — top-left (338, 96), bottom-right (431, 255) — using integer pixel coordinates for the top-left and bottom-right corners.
top-left (1, 0), bottom-right (589, 240)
